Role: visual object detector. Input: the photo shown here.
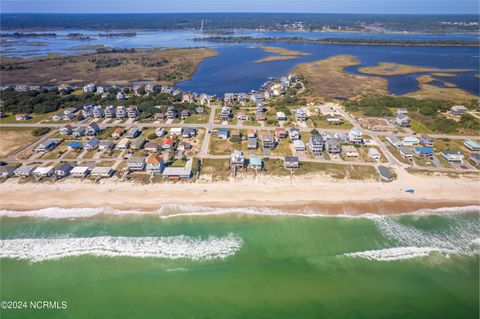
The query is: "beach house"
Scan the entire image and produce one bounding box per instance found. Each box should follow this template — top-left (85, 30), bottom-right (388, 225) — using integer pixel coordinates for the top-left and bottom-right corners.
top-left (73, 127), bottom-right (86, 138)
top-left (99, 140), bottom-right (114, 151)
top-left (450, 105), bottom-right (468, 116)
top-left (126, 127), bottom-right (141, 138)
top-left (309, 135), bottom-right (324, 155)
top-left (131, 137), bottom-right (146, 150)
top-left (105, 105), bottom-right (116, 118)
top-left (127, 106), bottom-right (139, 118)
top-left (70, 166), bottom-right (90, 178)
top-left (35, 139), bottom-right (58, 153)
top-left (386, 134), bottom-right (402, 148)
top-left (276, 112), bottom-right (287, 121)
top-left (182, 128), bottom-right (197, 138)
top-left (441, 150), bottom-right (464, 163)
top-left (60, 124), bottom-right (73, 135)
top-left (218, 129), bottom-right (229, 140)
top-left (249, 157), bottom-right (263, 170)
top-left (116, 138), bottom-right (131, 150)
top-left (146, 154), bottom-right (165, 175)
top-left (293, 139), bottom-right (306, 151)
top-left (67, 141), bottom-right (83, 150)
top-left (84, 137), bottom-right (100, 151)
top-left (295, 109), bottom-right (307, 122)
top-left (463, 140), bottom-right (480, 151)
top-left (91, 167), bottom-right (114, 178)
top-left (415, 147), bottom-right (434, 158)
top-left (289, 128), bottom-right (300, 140)
top-left (368, 148), bottom-right (381, 160)
top-left (127, 157), bottom-right (146, 171)
top-left (92, 105), bottom-right (104, 118)
top-left (348, 127), bottom-right (363, 144)
top-left (162, 137), bottom-right (174, 150)
top-left (275, 128), bottom-right (287, 139)
top-left (395, 113), bottom-right (410, 127)
top-left (162, 167), bottom-right (192, 179)
top-left (33, 166), bottom-right (55, 178)
top-left (402, 136), bottom-right (420, 146)
top-left (112, 127), bottom-right (126, 139)
top-left (0, 166), bottom-right (16, 178)
top-left (220, 106), bottom-right (232, 121)
top-left (86, 122), bottom-right (101, 136)
top-left (170, 127), bottom-right (183, 136)
top-left (262, 134), bottom-right (276, 149)
top-left (248, 137), bottom-right (258, 150)
top-left (14, 166), bottom-right (36, 177)
top-left (342, 145), bottom-right (359, 157)
top-left (144, 142), bottom-right (160, 153)
top-left (420, 134), bottom-right (435, 148)
top-left (230, 150), bottom-right (245, 169)
top-left (326, 139), bottom-right (341, 154)
top-left (284, 156), bottom-right (299, 168)
top-left (399, 146), bottom-right (414, 160)
top-left (116, 106), bottom-right (127, 118)
top-left (54, 163), bottom-right (73, 178)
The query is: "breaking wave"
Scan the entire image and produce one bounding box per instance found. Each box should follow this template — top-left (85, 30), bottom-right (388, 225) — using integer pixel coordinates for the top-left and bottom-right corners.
top-left (344, 214), bottom-right (480, 261)
top-left (0, 204), bottom-right (478, 219)
top-left (0, 234), bottom-right (243, 263)
top-left (345, 247), bottom-right (457, 261)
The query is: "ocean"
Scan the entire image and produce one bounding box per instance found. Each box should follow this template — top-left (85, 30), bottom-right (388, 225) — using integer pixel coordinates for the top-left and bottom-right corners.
top-left (0, 206), bottom-right (478, 318)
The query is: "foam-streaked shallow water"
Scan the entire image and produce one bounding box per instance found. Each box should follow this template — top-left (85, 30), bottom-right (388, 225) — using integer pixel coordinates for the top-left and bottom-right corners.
top-left (1, 207), bottom-right (478, 318)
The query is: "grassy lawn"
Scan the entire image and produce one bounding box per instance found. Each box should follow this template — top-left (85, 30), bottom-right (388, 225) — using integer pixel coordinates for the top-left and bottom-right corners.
top-left (63, 149), bottom-right (83, 160)
top-left (270, 139), bottom-right (293, 156)
top-left (0, 127), bottom-right (37, 157)
top-left (40, 144), bottom-right (68, 160)
top-left (97, 127), bottom-right (120, 140)
top-left (184, 110), bottom-right (210, 124)
top-left (201, 158), bottom-right (231, 180)
top-left (208, 135), bottom-right (233, 155)
top-left (82, 150), bottom-right (97, 159)
top-left (242, 120), bottom-right (261, 127)
top-left (386, 145), bottom-right (412, 165)
top-left (171, 159), bottom-right (187, 167)
top-left (307, 115), bottom-right (353, 130)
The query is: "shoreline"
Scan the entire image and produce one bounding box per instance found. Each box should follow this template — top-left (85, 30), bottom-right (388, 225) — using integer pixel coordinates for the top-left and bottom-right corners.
top-left (1, 174), bottom-right (479, 215)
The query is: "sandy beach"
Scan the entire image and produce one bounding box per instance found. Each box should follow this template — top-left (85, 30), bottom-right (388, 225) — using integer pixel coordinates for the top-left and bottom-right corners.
top-left (1, 172), bottom-right (479, 215)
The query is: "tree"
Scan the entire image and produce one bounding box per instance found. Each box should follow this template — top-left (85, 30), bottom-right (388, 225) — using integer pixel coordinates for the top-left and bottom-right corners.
top-left (32, 127), bottom-right (51, 136)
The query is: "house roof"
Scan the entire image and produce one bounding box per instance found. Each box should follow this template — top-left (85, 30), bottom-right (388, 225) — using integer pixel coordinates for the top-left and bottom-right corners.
top-left (465, 140), bottom-right (480, 148)
top-left (56, 163), bottom-right (73, 171)
top-left (342, 145), bottom-right (358, 153)
top-left (162, 166), bottom-right (192, 176)
top-left (34, 166), bottom-right (54, 174)
top-left (71, 166), bottom-right (90, 174)
top-left (284, 156), bottom-right (299, 163)
top-left (441, 150), bottom-right (463, 156)
top-left (399, 146), bottom-right (413, 155)
top-left (249, 157), bottom-right (262, 166)
top-left (293, 140), bottom-right (305, 147)
top-left (415, 147), bottom-right (433, 154)
top-left (15, 166), bottom-right (36, 173)
top-left (68, 141), bottom-right (82, 148)
top-left (146, 154), bottom-right (163, 164)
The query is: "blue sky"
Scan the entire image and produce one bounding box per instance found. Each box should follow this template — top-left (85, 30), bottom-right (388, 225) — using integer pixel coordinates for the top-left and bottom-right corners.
top-left (1, 0), bottom-right (478, 14)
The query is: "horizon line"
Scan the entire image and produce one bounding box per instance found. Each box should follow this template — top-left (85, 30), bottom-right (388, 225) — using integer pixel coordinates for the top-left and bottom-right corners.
top-left (1, 12), bottom-right (478, 16)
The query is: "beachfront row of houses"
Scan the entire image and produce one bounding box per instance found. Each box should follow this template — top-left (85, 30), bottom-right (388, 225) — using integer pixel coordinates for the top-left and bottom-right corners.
top-left (386, 133), bottom-right (479, 163)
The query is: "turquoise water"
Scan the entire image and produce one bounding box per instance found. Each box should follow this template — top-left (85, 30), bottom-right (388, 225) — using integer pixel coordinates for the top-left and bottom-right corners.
top-left (0, 208), bottom-right (479, 318)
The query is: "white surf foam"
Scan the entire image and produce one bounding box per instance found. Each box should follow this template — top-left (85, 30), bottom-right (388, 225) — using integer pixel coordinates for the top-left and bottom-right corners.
top-left (1, 205), bottom-right (478, 220)
top-left (345, 213), bottom-right (480, 261)
top-left (345, 247), bottom-right (457, 261)
top-left (0, 234), bottom-right (243, 263)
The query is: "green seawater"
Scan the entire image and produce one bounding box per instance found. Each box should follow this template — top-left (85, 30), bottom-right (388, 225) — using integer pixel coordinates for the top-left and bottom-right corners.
top-left (0, 210), bottom-right (479, 319)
